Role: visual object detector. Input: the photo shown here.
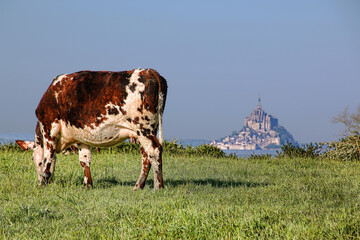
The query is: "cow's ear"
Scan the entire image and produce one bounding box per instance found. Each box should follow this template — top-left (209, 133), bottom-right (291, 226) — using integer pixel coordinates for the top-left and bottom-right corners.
top-left (15, 140), bottom-right (35, 151)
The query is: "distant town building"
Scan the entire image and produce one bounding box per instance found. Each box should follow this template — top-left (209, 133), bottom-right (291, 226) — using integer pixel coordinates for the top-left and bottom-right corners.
top-left (211, 98), bottom-right (296, 150)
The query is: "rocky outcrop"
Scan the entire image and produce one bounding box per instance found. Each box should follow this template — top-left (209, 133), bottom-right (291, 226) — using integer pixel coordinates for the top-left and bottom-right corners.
top-left (211, 98), bottom-right (296, 150)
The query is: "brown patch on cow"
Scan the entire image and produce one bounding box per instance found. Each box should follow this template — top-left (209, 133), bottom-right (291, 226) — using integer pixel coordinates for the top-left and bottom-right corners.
top-left (141, 128), bottom-right (151, 136)
top-left (45, 162), bottom-right (52, 171)
top-left (129, 82), bottom-right (137, 92)
top-left (137, 106), bottom-right (143, 113)
top-left (35, 71), bottom-right (132, 131)
top-left (70, 145), bottom-right (77, 153)
top-left (108, 107), bottom-right (119, 115)
top-left (155, 155), bottom-right (164, 189)
top-left (138, 69), bottom-right (168, 114)
top-left (146, 135), bottom-right (163, 152)
top-left (80, 161), bottom-right (93, 187)
top-left (35, 122), bottom-right (43, 147)
top-left (133, 117), bottom-right (140, 125)
top-left (156, 169), bottom-right (164, 189)
top-left (45, 142), bottom-right (55, 158)
top-left (120, 109), bottom-right (127, 115)
top-left (138, 77), bottom-right (159, 113)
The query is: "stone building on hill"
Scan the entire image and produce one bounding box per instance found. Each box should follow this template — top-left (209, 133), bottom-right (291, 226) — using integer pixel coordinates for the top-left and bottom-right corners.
top-left (244, 98), bottom-right (278, 132)
top-left (211, 98), bottom-right (296, 150)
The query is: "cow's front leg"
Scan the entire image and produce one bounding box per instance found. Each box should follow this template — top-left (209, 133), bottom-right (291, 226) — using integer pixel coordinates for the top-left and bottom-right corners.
top-left (135, 136), bottom-right (164, 190)
top-left (78, 144), bottom-right (93, 187)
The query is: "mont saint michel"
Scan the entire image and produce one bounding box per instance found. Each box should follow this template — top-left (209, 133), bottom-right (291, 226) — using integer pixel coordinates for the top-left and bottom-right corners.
top-left (211, 98), bottom-right (296, 150)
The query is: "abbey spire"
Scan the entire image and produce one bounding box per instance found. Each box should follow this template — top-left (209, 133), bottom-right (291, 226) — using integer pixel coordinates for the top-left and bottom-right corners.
top-left (257, 93), bottom-right (262, 109)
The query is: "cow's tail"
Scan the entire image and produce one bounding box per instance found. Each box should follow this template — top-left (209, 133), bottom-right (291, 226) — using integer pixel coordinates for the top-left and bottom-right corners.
top-left (158, 75), bottom-right (167, 147)
top-left (158, 111), bottom-right (164, 147)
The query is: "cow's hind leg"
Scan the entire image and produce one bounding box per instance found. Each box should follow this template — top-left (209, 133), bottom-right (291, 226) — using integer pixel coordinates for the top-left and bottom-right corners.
top-left (134, 136), bottom-right (164, 190)
top-left (78, 144), bottom-right (93, 187)
top-left (133, 146), bottom-right (152, 190)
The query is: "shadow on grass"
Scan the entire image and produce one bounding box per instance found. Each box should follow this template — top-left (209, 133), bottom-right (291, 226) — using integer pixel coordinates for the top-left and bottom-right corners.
top-left (166, 179), bottom-right (269, 188)
top-left (95, 177), bottom-right (269, 189)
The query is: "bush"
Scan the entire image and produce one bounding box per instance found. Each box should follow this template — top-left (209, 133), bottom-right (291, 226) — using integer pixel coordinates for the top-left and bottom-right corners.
top-left (321, 135), bottom-right (360, 161)
top-left (164, 139), bottom-right (235, 158)
top-left (106, 141), bottom-right (141, 155)
top-left (163, 139), bottom-right (186, 155)
top-left (94, 139), bottom-right (236, 159)
top-left (276, 142), bottom-right (322, 159)
top-left (191, 144), bottom-right (227, 158)
top-left (248, 153), bottom-right (273, 160)
top-left (330, 106), bottom-right (360, 161)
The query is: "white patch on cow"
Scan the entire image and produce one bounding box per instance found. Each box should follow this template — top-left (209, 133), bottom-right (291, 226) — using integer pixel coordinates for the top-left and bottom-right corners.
top-left (123, 69), bottom-right (145, 116)
top-left (84, 176), bottom-right (89, 185)
top-left (158, 92), bottom-right (165, 110)
top-left (122, 69), bottom-right (159, 130)
top-left (50, 121), bottom-right (61, 139)
top-left (54, 92), bottom-right (59, 104)
top-left (52, 74), bottom-right (67, 86)
top-left (79, 144), bottom-right (91, 164)
top-left (52, 75), bottom-right (69, 103)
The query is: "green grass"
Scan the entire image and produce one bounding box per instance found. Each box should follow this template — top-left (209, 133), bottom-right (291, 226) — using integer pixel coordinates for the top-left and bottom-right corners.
top-left (1, 149), bottom-right (360, 239)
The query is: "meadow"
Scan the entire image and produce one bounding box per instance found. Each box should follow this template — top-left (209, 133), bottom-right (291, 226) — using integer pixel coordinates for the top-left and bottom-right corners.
top-left (1, 147), bottom-right (360, 239)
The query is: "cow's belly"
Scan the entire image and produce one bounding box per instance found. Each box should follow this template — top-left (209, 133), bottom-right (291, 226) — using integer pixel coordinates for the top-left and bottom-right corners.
top-left (76, 124), bottom-right (137, 147)
top-left (57, 122), bottom-right (137, 150)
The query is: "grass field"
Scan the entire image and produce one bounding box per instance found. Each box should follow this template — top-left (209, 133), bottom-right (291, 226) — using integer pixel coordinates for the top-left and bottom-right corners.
top-left (1, 149), bottom-right (360, 239)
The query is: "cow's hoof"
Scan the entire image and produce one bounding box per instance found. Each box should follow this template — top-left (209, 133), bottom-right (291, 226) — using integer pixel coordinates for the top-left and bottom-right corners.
top-left (38, 181), bottom-right (46, 187)
top-left (133, 184), bottom-right (143, 191)
top-left (84, 183), bottom-right (92, 189)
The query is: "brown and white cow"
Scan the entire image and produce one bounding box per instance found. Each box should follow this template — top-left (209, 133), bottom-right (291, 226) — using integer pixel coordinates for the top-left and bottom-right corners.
top-left (16, 68), bottom-right (167, 190)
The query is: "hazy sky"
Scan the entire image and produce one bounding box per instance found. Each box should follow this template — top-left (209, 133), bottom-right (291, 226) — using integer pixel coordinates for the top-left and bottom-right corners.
top-left (1, 0), bottom-right (359, 143)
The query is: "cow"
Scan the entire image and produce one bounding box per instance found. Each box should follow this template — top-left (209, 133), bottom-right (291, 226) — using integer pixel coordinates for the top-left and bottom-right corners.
top-left (16, 68), bottom-right (167, 190)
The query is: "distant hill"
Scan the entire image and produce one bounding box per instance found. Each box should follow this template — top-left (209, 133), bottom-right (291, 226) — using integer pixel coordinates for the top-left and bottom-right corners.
top-left (0, 133), bottom-right (34, 144)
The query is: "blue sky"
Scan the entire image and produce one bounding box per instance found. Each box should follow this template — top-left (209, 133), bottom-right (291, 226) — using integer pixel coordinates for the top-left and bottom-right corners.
top-left (0, 0), bottom-right (359, 143)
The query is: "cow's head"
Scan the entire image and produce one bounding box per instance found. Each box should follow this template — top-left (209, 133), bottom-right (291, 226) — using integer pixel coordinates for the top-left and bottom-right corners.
top-left (16, 140), bottom-right (44, 181)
